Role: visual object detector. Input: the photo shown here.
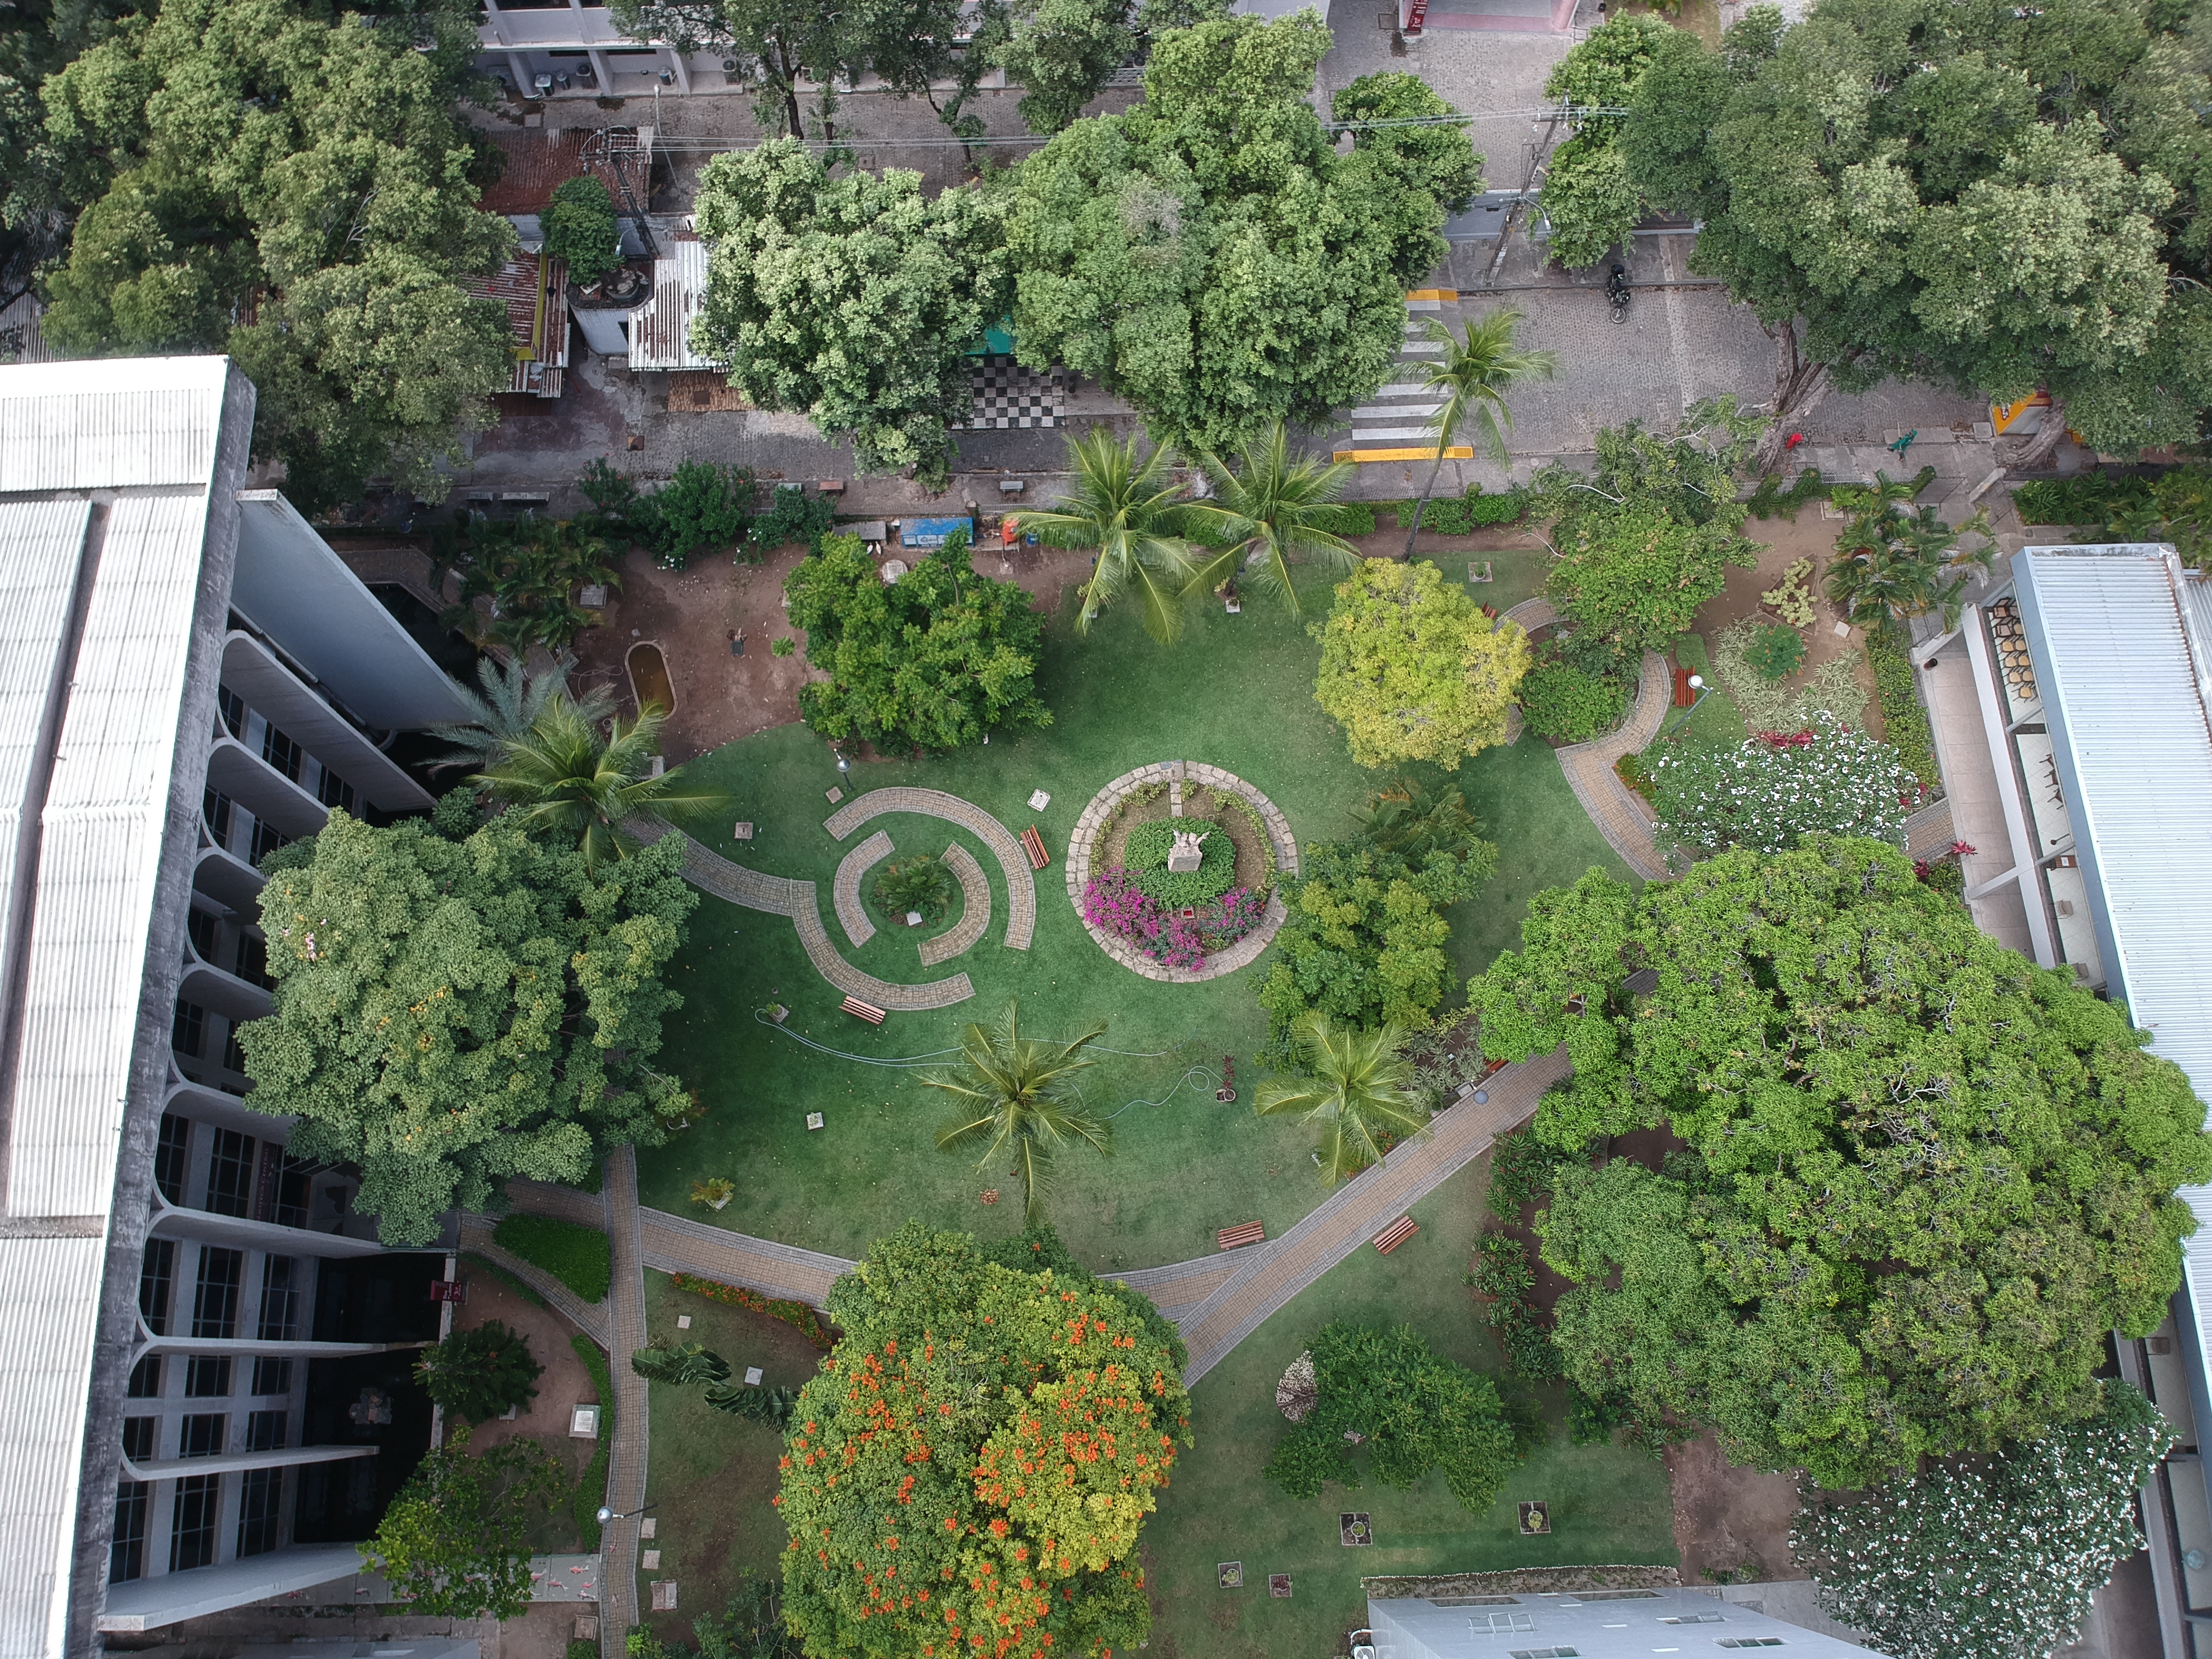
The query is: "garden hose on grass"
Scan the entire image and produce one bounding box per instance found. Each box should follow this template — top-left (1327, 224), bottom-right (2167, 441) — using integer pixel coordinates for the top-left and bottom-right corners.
top-left (751, 1011), bottom-right (1214, 1103)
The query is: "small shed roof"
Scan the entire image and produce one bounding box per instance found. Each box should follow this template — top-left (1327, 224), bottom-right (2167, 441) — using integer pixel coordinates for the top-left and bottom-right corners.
top-left (628, 240), bottom-right (717, 372)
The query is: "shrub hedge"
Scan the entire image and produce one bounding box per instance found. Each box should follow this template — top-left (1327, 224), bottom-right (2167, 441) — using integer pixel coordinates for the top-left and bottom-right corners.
top-left (1867, 633), bottom-right (1942, 794)
top-left (1393, 486), bottom-right (1530, 535)
top-left (493, 1214), bottom-right (612, 1304)
top-left (570, 1333), bottom-right (610, 1550)
top-left (1518, 656), bottom-right (1628, 743)
top-left (1123, 816), bottom-right (1238, 906)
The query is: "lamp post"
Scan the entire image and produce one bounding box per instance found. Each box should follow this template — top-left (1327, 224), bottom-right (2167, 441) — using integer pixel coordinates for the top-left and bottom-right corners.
top-left (597, 1504), bottom-right (654, 1524)
top-left (1656, 674), bottom-right (1711, 743)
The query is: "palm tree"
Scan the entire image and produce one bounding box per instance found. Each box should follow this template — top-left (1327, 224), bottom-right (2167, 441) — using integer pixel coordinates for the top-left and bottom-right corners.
top-left (428, 654), bottom-right (616, 773)
top-left (630, 1342), bottom-right (730, 1386)
top-left (923, 1002), bottom-right (1112, 1227)
top-left (474, 696), bottom-right (726, 870)
top-left (1185, 423), bottom-right (1363, 617)
top-left (1255, 1013), bottom-right (1430, 1184)
top-left (1353, 778), bottom-right (1486, 864)
top-left (1015, 430), bottom-right (1198, 644)
top-left (1404, 309), bottom-right (1558, 556)
top-left (1824, 472), bottom-right (1994, 629)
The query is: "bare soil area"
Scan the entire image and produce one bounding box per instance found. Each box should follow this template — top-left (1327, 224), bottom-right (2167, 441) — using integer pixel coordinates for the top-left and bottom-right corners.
top-left (447, 1265), bottom-right (601, 1555)
top-left (1666, 1431), bottom-right (1808, 1585)
top-left (1694, 513), bottom-right (1881, 734)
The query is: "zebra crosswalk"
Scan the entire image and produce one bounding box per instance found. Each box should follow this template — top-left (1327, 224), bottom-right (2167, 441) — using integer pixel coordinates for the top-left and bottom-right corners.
top-left (1334, 290), bottom-right (1474, 463)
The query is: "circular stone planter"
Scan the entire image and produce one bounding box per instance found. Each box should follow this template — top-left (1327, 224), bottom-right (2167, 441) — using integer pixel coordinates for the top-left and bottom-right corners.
top-left (1065, 761), bottom-right (1300, 984)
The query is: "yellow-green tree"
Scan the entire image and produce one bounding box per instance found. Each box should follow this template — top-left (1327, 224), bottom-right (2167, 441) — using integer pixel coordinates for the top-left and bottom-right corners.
top-left (1312, 559), bottom-right (1528, 770)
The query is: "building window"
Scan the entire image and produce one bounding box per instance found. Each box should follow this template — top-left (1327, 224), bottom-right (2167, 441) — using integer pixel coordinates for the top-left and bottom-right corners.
top-left (203, 1128), bottom-right (255, 1216)
top-left (258, 1255), bottom-right (299, 1341)
top-left (275, 1156), bottom-right (316, 1229)
top-left (171, 998), bottom-right (205, 1059)
top-left (1716, 1643), bottom-right (1785, 1651)
top-left (203, 785), bottom-right (234, 845)
top-left (127, 1354), bottom-right (163, 1398)
top-left (169, 1474), bottom-right (220, 1571)
top-left (235, 933), bottom-right (271, 988)
top-left (110, 1483), bottom-right (149, 1583)
top-left (262, 724), bottom-right (303, 782)
top-left (250, 1356), bottom-right (293, 1397)
top-left (186, 906), bottom-right (217, 961)
top-left (221, 1022), bottom-right (248, 1075)
top-left (217, 685), bottom-right (246, 739)
top-left (185, 1355), bottom-right (233, 1398)
top-left (237, 1466), bottom-right (283, 1556)
top-left (318, 767), bottom-right (356, 812)
top-left (245, 1408), bottom-right (288, 1451)
top-left (121, 1417), bottom-right (157, 1462)
top-left (191, 1246), bottom-right (242, 1338)
top-left (250, 818), bottom-right (289, 865)
top-left (178, 1413), bottom-right (226, 1458)
top-left (154, 1113), bottom-right (190, 1204)
top-left (138, 1239), bottom-right (175, 1336)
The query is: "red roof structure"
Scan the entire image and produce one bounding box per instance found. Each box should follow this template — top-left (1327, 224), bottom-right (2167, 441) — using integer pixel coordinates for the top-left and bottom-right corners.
top-left (476, 127), bottom-right (638, 216)
top-left (462, 249), bottom-right (570, 397)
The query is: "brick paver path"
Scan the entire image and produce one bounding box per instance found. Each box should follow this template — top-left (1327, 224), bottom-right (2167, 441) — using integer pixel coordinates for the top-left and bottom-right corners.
top-left (599, 1147), bottom-right (649, 1656)
top-left (920, 843), bottom-right (992, 967)
top-left (631, 821), bottom-right (976, 1012)
top-left (1558, 652), bottom-right (1673, 881)
top-left (824, 788), bottom-right (1036, 950)
top-left (457, 1214), bottom-right (611, 1345)
top-left (638, 1207), bottom-right (853, 1307)
top-left (1902, 795), bottom-right (1956, 858)
top-left (832, 830), bottom-right (895, 948)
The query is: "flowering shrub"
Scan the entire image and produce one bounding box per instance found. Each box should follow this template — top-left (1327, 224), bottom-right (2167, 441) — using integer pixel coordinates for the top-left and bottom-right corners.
top-left (1647, 714), bottom-right (1919, 856)
top-left (668, 1272), bottom-right (834, 1350)
top-left (1082, 870), bottom-right (1265, 969)
top-left (1792, 1380), bottom-right (2172, 1659)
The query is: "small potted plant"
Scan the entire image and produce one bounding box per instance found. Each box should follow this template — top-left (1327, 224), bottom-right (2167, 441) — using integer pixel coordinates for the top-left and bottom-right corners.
top-left (691, 1177), bottom-right (735, 1211)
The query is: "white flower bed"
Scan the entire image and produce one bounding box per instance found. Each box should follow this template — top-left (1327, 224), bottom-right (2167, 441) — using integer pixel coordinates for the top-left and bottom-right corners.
top-left (1648, 712), bottom-right (1917, 855)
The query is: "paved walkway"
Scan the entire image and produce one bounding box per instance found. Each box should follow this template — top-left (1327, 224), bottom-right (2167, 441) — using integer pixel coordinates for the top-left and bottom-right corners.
top-left (1903, 794), bottom-right (1956, 858)
top-left (599, 1148), bottom-right (649, 1655)
top-left (920, 843), bottom-right (992, 967)
top-left (832, 830), bottom-right (895, 947)
top-left (457, 1214), bottom-right (611, 1346)
top-left (632, 821), bottom-right (976, 1012)
top-left (824, 787), bottom-right (1036, 950)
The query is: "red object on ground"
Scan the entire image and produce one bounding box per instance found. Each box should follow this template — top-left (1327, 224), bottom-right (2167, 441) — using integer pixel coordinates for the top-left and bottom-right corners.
top-left (1783, 430), bottom-right (1807, 451)
top-left (1001, 520), bottom-right (1020, 547)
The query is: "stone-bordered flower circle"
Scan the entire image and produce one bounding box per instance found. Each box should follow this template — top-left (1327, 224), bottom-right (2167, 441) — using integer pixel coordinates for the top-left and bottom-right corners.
top-left (1064, 762), bottom-right (1300, 983)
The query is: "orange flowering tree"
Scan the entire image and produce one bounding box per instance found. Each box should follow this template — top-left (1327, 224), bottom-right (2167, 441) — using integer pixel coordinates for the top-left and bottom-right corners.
top-left (777, 1224), bottom-right (1193, 1659)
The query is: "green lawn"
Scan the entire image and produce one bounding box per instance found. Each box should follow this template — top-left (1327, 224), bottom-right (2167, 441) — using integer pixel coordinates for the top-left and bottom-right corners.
top-left (644, 570), bottom-right (1629, 1273)
top-left (1141, 1159), bottom-right (1676, 1657)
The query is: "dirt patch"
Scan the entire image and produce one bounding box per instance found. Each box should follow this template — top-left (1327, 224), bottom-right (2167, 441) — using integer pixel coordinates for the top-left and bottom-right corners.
top-left (1666, 1430), bottom-right (1807, 1585)
top-left (1691, 513), bottom-right (1879, 733)
top-left (447, 1268), bottom-right (600, 1553)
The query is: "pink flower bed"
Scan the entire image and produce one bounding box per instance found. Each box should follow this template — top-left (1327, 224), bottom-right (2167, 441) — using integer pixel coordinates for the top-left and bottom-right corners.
top-left (1081, 869), bottom-right (1266, 971)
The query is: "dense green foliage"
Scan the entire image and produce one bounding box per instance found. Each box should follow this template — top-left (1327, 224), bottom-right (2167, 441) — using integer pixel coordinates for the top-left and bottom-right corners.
top-left (1124, 816), bottom-right (1237, 906)
top-left (785, 531), bottom-right (1051, 753)
top-left (494, 1214), bottom-right (613, 1304)
top-left (1794, 1381), bottom-right (2175, 1659)
top-left (1472, 838), bottom-right (2212, 1487)
top-left (1743, 623), bottom-right (1806, 681)
top-left (545, 176), bottom-right (622, 284)
top-left (1186, 423), bottom-right (1362, 618)
top-left (1866, 634), bottom-right (1939, 792)
top-left (1539, 15), bottom-right (1689, 266)
top-left (872, 855), bottom-right (957, 926)
top-left (747, 483), bottom-right (837, 554)
top-left (473, 697), bottom-right (724, 873)
top-left (438, 516), bottom-right (622, 652)
top-left (693, 139), bottom-right (1009, 484)
top-left (1258, 809), bottom-right (1498, 1045)
top-left (1008, 17), bottom-right (1480, 453)
top-left (360, 1434), bottom-right (566, 1618)
top-left (1469, 1230), bottom-right (1563, 1382)
top-left (26, 0), bottom-right (513, 510)
top-left (1394, 486), bottom-right (1529, 532)
top-left (1254, 1013), bottom-right (1430, 1183)
top-left (1486, 1125), bottom-right (1584, 1221)
top-left (646, 460), bottom-right (758, 568)
top-left (1516, 653), bottom-right (1628, 743)
top-left (778, 1224), bottom-right (1193, 1659)
top-left (416, 1320), bottom-right (544, 1424)
top-left (1624, 0), bottom-right (2212, 455)
top-left (1312, 559), bottom-right (1530, 770)
top-left (1261, 1322), bottom-right (1521, 1511)
top-left (1826, 472), bottom-right (1992, 628)
top-left (240, 813), bottom-right (696, 1244)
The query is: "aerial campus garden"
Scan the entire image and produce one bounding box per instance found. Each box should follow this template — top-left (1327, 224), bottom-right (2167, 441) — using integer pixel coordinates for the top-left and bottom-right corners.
top-left (237, 401), bottom-right (2212, 1659)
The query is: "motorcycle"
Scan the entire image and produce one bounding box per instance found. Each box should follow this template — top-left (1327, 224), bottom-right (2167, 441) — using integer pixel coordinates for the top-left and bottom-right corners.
top-left (1606, 263), bottom-right (1630, 323)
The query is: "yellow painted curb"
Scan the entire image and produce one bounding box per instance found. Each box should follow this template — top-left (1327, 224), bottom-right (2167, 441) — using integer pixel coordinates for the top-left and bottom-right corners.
top-left (1333, 446), bottom-right (1476, 463)
top-left (1406, 289), bottom-right (1459, 301)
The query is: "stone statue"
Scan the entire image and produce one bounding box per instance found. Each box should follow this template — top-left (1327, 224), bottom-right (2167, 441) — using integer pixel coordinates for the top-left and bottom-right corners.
top-left (1166, 827), bottom-right (1210, 874)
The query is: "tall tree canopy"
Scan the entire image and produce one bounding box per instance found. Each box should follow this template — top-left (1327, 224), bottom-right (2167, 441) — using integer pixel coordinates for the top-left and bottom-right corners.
top-left (239, 812), bottom-right (698, 1244)
top-left (692, 138), bottom-right (1010, 486)
top-left (784, 530), bottom-right (1051, 751)
top-left (24, 0), bottom-right (515, 508)
top-left (1006, 14), bottom-right (1481, 452)
top-left (1624, 0), bottom-right (2212, 461)
top-left (778, 1224), bottom-right (1192, 1659)
top-left (1470, 837), bottom-right (2212, 1488)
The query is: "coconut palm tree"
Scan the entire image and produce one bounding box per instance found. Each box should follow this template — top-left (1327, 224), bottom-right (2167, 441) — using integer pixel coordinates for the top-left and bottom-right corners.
top-left (1404, 309), bottom-right (1558, 556)
top-left (1015, 430), bottom-right (1198, 644)
top-left (1185, 423), bottom-right (1363, 617)
top-left (474, 696), bottom-right (726, 870)
top-left (428, 654), bottom-right (616, 773)
top-left (923, 1002), bottom-right (1112, 1227)
top-left (1255, 1013), bottom-right (1430, 1184)
top-left (1825, 472), bottom-right (1994, 629)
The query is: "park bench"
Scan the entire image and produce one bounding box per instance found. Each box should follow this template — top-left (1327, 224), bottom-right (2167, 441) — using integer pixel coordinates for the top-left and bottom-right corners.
top-left (1372, 1216), bottom-right (1418, 1255)
top-left (840, 996), bottom-right (886, 1025)
top-left (1020, 825), bottom-right (1050, 870)
top-left (1217, 1221), bottom-right (1266, 1251)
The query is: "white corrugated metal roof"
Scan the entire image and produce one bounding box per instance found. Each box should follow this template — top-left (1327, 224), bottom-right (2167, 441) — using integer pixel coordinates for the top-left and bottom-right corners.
top-left (0, 357), bottom-right (230, 492)
top-left (628, 240), bottom-right (717, 371)
top-left (0, 1236), bottom-right (106, 1658)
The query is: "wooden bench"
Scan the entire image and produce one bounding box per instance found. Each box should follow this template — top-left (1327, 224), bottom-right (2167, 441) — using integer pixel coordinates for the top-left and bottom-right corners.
top-left (1217, 1221), bottom-right (1265, 1251)
top-left (840, 996), bottom-right (887, 1025)
top-left (1020, 825), bottom-right (1050, 870)
top-left (1673, 667), bottom-right (1698, 707)
top-left (1372, 1216), bottom-right (1419, 1255)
